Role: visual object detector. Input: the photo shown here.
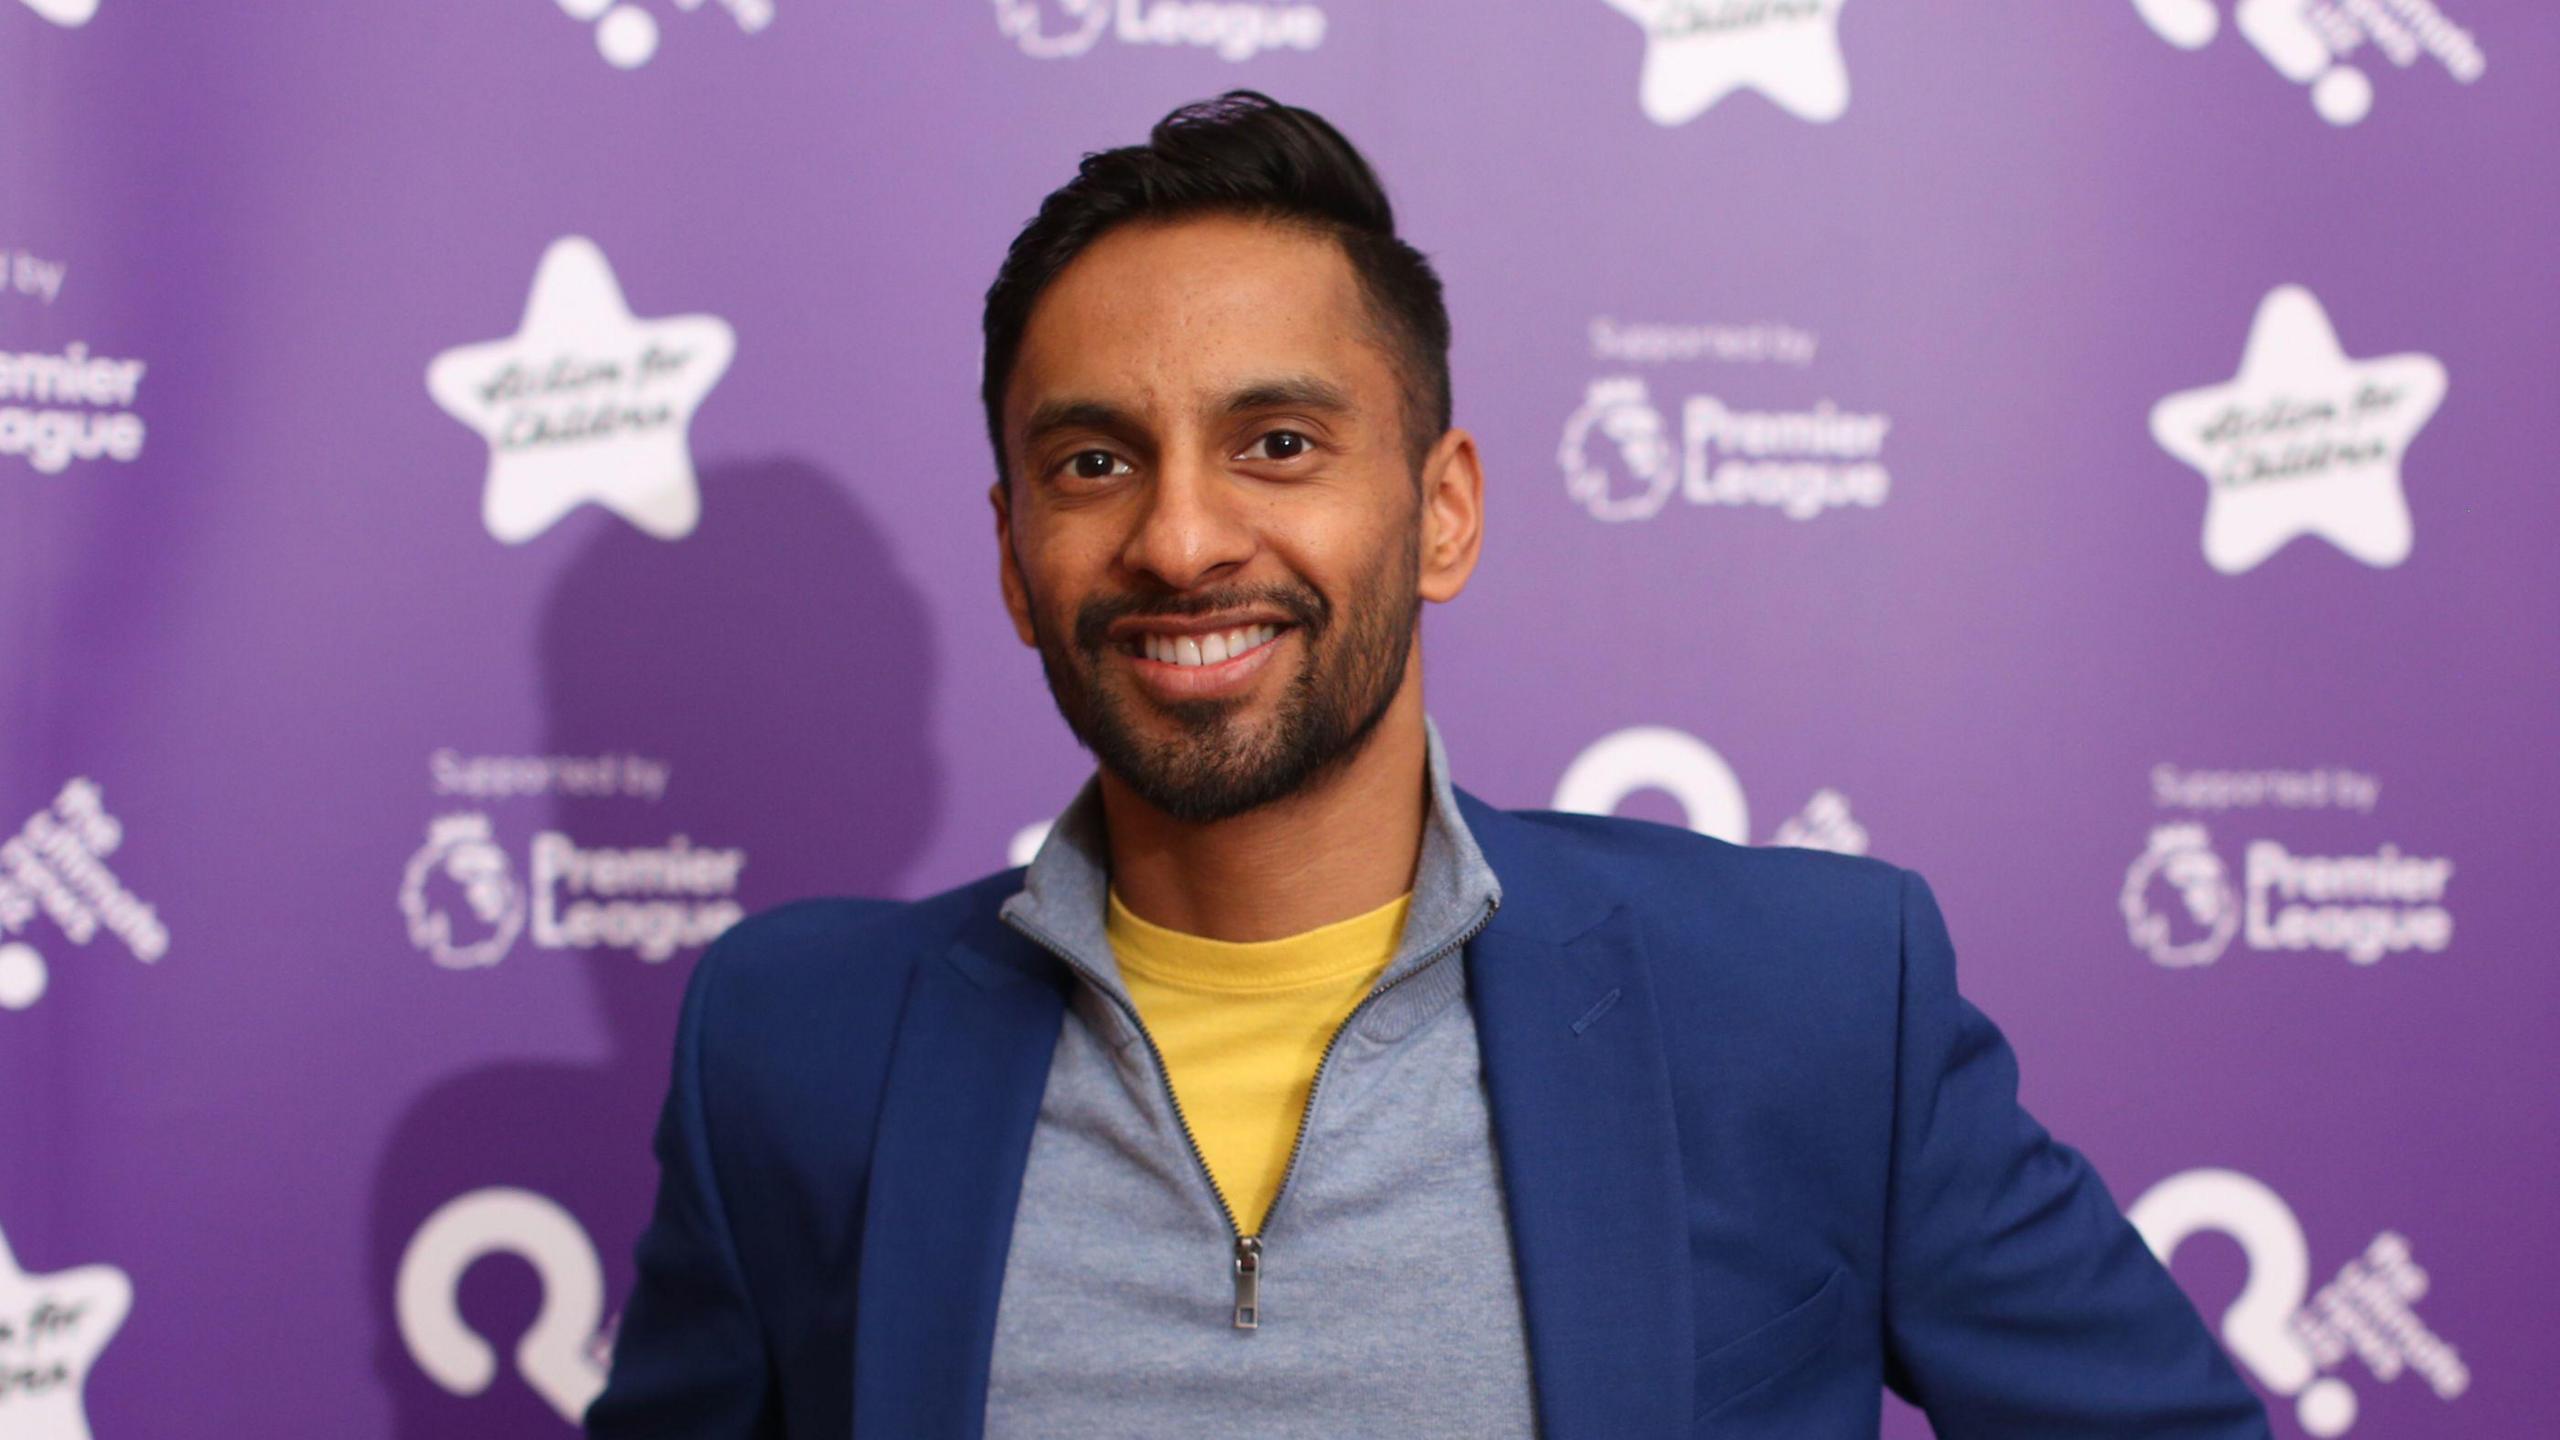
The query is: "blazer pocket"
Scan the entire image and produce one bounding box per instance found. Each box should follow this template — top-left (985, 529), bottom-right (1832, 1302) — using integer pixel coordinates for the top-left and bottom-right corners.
top-left (1692, 1266), bottom-right (1847, 1421)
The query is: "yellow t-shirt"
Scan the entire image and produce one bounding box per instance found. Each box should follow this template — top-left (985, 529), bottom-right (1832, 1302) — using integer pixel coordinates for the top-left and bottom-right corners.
top-left (1107, 887), bottom-right (1412, 1237)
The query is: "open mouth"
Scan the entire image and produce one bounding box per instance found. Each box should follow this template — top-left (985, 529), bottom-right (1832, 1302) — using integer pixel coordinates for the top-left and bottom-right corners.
top-left (1121, 623), bottom-right (1286, 669)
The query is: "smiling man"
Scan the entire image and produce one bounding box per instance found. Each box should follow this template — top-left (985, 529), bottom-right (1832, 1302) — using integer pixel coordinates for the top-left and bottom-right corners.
top-left (587, 93), bottom-right (2270, 1438)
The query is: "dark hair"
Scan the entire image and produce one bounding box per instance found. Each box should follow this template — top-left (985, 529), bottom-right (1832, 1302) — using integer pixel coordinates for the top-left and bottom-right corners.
top-left (980, 91), bottom-right (1452, 485)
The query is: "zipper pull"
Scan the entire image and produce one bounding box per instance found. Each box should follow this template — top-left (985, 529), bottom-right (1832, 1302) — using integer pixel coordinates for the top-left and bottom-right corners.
top-left (1232, 1236), bottom-right (1262, 1330)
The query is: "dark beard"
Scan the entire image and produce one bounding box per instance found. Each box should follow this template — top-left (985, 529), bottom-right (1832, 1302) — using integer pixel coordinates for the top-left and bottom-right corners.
top-left (1028, 539), bottom-right (1419, 824)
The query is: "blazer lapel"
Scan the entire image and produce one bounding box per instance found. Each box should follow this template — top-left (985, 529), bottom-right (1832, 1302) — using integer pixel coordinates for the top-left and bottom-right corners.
top-left (851, 922), bottom-right (1065, 1439)
top-left (1465, 805), bottom-right (1696, 1437)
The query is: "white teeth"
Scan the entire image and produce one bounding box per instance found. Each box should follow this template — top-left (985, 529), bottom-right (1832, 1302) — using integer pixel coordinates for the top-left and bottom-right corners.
top-left (1137, 623), bottom-right (1283, 666)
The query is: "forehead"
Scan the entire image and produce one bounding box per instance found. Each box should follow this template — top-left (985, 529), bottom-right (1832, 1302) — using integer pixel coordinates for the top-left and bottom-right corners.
top-left (1005, 214), bottom-right (1391, 427)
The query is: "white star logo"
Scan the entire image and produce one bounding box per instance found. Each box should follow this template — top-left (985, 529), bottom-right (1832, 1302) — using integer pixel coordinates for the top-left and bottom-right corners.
top-left (0, 1223), bottom-right (132, 1440)
top-left (2151, 285), bottom-right (2445, 574)
top-left (427, 236), bottom-right (735, 544)
top-left (1604, 0), bottom-right (1850, 126)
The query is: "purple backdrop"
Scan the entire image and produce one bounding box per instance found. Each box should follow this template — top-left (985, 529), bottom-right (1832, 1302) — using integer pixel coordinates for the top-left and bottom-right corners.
top-left (4, 2), bottom-right (2553, 1436)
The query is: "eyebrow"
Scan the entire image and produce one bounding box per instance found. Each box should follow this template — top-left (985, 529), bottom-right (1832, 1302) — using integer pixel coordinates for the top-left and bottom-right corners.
top-left (1222, 375), bottom-right (1356, 418)
top-left (1020, 375), bottom-right (1358, 447)
top-left (1021, 399), bottom-right (1132, 446)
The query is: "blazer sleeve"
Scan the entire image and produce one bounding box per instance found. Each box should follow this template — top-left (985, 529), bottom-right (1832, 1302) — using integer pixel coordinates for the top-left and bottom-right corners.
top-left (586, 944), bottom-right (780, 1438)
top-left (1881, 868), bottom-right (2271, 1438)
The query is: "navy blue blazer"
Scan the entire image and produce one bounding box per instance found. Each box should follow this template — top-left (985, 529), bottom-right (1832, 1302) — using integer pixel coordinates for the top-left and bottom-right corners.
top-left (588, 794), bottom-right (2270, 1437)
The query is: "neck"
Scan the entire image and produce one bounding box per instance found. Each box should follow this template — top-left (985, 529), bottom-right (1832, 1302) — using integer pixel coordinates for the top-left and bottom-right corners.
top-left (1099, 676), bottom-right (1429, 943)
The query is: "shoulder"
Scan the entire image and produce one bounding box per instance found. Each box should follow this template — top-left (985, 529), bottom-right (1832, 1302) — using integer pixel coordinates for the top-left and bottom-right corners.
top-left (677, 870), bottom-right (1031, 1146)
top-left (1495, 808), bottom-right (1926, 1133)
top-left (686, 867), bottom-right (1027, 1026)
top-left (1491, 805), bottom-right (1907, 932)
top-left (1480, 804), bottom-right (1923, 1038)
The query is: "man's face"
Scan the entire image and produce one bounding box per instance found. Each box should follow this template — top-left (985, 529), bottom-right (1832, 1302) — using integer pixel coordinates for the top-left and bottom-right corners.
top-left (994, 214), bottom-right (1435, 824)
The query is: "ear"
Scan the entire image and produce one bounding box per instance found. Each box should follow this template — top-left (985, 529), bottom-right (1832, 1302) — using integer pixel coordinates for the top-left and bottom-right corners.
top-left (1415, 427), bottom-right (1485, 604)
top-left (991, 480), bottom-right (1040, 647)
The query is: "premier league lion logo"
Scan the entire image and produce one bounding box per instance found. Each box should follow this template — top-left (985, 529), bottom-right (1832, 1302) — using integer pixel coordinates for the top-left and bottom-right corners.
top-left (401, 814), bottom-right (527, 970)
top-left (993, 0), bottom-right (1112, 57)
top-left (2122, 822), bottom-right (2240, 968)
top-left (1561, 376), bottom-right (1679, 523)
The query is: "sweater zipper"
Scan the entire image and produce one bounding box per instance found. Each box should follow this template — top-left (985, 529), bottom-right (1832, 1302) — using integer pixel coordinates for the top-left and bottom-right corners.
top-left (1003, 893), bottom-right (1499, 1331)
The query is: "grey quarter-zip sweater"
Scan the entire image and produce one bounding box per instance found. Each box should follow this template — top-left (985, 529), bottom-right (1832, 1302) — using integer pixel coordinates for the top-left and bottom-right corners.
top-left (982, 723), bottom-right (1540, 1437)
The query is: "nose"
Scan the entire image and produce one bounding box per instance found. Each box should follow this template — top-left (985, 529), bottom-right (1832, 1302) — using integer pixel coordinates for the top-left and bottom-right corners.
top-left (1119, 453), bottom-right (1256, 590)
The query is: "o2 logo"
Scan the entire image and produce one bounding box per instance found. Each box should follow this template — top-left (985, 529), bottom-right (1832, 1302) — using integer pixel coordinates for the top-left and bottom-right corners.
top-left (16, 0), bottom-right (100, 27)
top-left (396, 1188), bottom-right (612, 1424)
top-left (1553, 725), bottom-right (1749, 844)
top-left (1008, 819), bottom-right (1053, 868)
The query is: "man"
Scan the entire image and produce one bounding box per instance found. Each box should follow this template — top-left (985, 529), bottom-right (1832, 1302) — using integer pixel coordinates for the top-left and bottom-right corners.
top-left (589, 92), bottom-right (2270, 1438)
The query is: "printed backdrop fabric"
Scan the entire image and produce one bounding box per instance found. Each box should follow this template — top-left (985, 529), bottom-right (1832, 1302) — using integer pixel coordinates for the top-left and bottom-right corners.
top-left (3, 2), bottom-right (2554, 1437)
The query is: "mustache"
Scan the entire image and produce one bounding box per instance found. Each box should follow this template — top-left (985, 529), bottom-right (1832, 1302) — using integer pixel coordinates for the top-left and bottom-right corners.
top-left (1072, 583), bottom-right (1330, 654)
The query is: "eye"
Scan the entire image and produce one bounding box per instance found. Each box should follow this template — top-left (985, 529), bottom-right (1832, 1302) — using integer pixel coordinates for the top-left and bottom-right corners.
top-left (1063, 449), bottom-right (1131, 481)
top-left (1243, 429), bottom-right (1313, 462)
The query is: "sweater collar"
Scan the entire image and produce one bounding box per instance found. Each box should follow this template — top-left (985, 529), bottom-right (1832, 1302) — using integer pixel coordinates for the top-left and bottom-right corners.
top-left (998, 717), bottom-right (1503, 1029)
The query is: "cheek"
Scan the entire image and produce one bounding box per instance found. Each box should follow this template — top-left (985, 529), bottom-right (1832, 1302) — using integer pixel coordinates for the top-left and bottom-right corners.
top-left (1276, 504), bottom-right (1417, 599)
top-left (1010, 521), bottom-right (1099, 601)
top-left (1011, 532), bottom-right (1124, 646)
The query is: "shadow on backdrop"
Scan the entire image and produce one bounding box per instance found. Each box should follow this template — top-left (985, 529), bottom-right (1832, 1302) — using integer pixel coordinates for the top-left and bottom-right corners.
top-left (365, 457), bottom-right (942, 1437)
